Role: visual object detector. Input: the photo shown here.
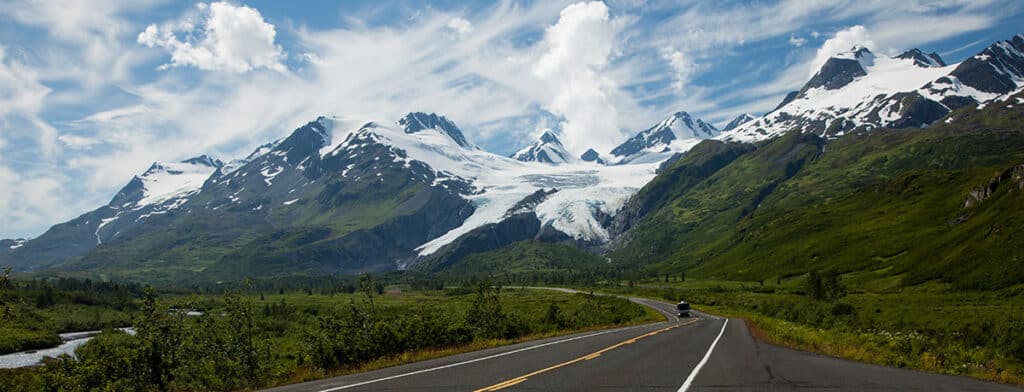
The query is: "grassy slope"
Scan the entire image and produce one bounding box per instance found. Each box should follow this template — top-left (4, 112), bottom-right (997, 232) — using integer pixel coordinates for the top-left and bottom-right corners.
top-left (612, 95), bottom-right (1024, 290)
top-left (62, 177), bottom-right (440, 284)
top-left (421, 240), bottom-right (611, 276)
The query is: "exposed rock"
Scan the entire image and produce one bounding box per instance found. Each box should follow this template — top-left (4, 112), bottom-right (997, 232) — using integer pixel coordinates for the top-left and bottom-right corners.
top-left (964, 163), bottom-right (1024, 208)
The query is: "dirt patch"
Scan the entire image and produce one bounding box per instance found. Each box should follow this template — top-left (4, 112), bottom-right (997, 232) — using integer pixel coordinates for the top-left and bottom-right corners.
top-left (744, 318), bottom-right (771, 343)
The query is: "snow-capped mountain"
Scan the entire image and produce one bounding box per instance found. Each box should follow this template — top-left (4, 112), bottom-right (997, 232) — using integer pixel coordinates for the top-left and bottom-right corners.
top-left (722, 114), bottom-right (755, 132)
top-left (112, 155), bottom-right (224, 209)
top-left (1, 154), bottom-right (224, 270)
top-left (2, 111), bottom-right (662, 276)
top-left (11, 34), bottom-right (1023, 280)
top-left (610, 111), bottom-right (719, 164)
top-left (896, 48), bottom-right (945, 68)
top-left (398, 112), bottom-right (473, 149)
top-left (324, 117), bottom-right (658, 261)
top-left (511, 130), bottom-right (576, 164)
top-left (724, 34), bottom-right (1024, 142)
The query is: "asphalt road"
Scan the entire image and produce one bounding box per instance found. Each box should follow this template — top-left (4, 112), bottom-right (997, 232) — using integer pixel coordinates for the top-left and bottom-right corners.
top-left (264, 291), bottom-right (1019, 392)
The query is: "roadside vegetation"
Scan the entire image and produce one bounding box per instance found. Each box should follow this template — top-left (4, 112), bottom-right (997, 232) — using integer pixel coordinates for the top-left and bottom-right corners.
top-left (593, 275), bottom-right (1024, 385)
top-left (0, 267), bottom-right (139, 355)
top-left (0, 273), bottom-right (656, 391)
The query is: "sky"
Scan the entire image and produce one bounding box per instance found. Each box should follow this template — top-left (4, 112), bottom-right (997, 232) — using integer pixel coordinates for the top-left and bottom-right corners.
top-left (1, 0), bottom-right (1022, 239)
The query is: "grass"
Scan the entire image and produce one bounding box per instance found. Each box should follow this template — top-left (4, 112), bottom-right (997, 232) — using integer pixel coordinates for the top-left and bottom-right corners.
top-left (704, 305), bottom-right (1024, 385)
top-left (581, 277), bottom-right (1024, 385)
top-left (0, 284), bottom-right (660, 391)
top-left (278, 309), bottom-right (661, 386)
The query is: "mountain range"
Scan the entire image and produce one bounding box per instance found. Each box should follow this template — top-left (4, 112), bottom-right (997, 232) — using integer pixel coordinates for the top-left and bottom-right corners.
top-left (3, 33), bottom-right (1024, 285)
top-left (725, 35), bottom-right (1024, 141)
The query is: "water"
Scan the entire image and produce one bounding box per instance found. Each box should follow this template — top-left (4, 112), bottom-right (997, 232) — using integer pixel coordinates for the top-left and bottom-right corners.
top-left (0, 327), bottom-right (134, 369)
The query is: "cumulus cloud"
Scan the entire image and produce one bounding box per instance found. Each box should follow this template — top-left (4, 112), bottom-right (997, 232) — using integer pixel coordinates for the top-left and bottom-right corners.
top-left (533, 1), bottom-right (623, 154)
top-left (137, 2), bottom-right (285, 73)
top-left (808, 25), bottom-right (874, 77)
top-left (660, 46), bottom-right (695, 92)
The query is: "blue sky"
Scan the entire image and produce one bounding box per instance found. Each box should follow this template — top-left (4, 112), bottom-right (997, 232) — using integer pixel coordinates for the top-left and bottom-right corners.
top-left (1, 0), bottom-right (1022, 239)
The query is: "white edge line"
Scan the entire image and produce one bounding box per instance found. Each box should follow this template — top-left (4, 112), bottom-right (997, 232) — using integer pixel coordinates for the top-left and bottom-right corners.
top-left (316, 323), bottom-right (652, 392)
top-left (678, 318), bottom-right (729, 392)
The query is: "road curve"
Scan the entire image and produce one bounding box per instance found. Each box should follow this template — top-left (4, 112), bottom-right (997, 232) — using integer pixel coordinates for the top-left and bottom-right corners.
top-left (263, 290), bottom-right (1019, 392)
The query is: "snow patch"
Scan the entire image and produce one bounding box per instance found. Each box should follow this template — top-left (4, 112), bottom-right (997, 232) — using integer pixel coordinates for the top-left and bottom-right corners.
top-left (95, 217), bottom-right (119, 244)
top-left (136, 161), bottom-right (219, 207)
top-left (8, 239), bottom-right (26, 250)
top-left (260, 165), bottom-right (283, 186)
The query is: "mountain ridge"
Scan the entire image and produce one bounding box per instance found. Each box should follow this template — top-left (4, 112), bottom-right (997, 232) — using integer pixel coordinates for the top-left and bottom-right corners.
top-left (723, 33), bottom-right (1024, 142)
top-left (4, 34), bottom-right (1024, 286)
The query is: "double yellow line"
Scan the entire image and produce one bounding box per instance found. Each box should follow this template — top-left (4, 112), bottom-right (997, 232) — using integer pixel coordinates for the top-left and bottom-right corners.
top-left (474, 319), bottom-right (700, 392)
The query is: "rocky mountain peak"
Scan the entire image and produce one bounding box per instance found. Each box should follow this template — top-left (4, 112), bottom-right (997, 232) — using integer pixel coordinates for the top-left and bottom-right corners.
top-left (610, 111), bottom-right (718, 163)
top-left (271, 119), bottom-right (334, 164)
top-left (181, 154), bottom-right (224, 168)
top-left (896, 48), bottom-right (946, 68)
top-left (722, 113), bottom-right (755, 132)
top-left (949, 34), bottom-right (1024, 94)
top-left (398, 112), bottom-right (471, 148)
top-left (538, 129), bottom-right (562, 145)
top-left (511, 129), bottom-right (573, 164)
top-left (580, 148), bottom-right (606, 164)
top-left (799, 46), bottom-right (874, 95)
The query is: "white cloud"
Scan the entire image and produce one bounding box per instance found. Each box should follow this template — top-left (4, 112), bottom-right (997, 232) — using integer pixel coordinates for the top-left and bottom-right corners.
top-left (0, 165), bottom-right (89, 240)
top-left (299, 52), bottom-right (324, 65)
top-left (789, 34), bottom-right (807, 47)
top-left (446, 17), bottom-right (474, 39)
top-left (660, 46), bottom-right (695, 92)
top-left (0, 0), bottom-right (153, 89)
top-left (0, 46), bottom-right (58, 158)
top-left (808, 25), bottom-right (874, 77)
top-left (138, 2), bottom-right (286, 73)
top-left (0, 46), bottom-right (50, 118)
top-left (57, 134), bottom-right (101, 149)
top-left (533, 1), bottom-right (623, 154)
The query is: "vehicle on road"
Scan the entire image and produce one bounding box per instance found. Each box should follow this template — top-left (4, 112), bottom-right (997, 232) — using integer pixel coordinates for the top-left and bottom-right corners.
top-left (676, 301), bottom-right (691, 317)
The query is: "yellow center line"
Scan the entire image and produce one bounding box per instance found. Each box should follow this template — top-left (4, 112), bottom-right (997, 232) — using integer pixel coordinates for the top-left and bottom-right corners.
top-left (473, 318), bottom-right (701, 392)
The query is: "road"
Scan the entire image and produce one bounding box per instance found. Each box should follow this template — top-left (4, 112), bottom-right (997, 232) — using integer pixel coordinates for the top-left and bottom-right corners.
top-left (264, 290), bottom-right (1019, 392)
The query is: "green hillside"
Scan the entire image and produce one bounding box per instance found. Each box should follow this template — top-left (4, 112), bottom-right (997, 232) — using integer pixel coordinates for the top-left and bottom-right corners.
top-left (416, 240), bottom-right (609, 276)
top-left (610, 93), bottom-right (1024, 290)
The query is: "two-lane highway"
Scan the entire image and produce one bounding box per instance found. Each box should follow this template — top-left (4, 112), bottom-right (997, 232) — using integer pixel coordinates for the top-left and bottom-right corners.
top-left (265, 292), bottom-right (1019, 391)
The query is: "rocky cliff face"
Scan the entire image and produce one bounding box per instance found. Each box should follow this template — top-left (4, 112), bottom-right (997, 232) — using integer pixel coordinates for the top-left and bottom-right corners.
top-left (964, 163), bottom-right (1024, 208)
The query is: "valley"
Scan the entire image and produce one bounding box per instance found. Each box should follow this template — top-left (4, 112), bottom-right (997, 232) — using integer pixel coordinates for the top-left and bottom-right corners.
top-left (2, 8), bottom-right (1024, 390)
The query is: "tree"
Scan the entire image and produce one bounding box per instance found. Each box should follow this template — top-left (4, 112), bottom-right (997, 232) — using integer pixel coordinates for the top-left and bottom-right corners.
top-left (137, 287), bottom-right (184, 389)
top-left (0, 266), bottom-right (11, 290)
top-left (805, 271), bottom-right (845, 301)
top-left (466, 280), bottom-right (513, 339)
top-left (359, 273), bottom-right (377, 310)
top-left (224, 288), bottom-right (267, 386)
